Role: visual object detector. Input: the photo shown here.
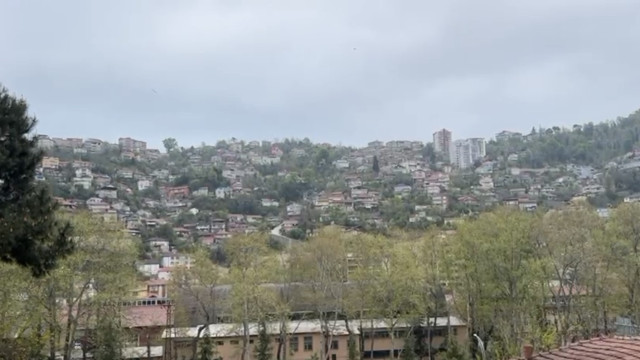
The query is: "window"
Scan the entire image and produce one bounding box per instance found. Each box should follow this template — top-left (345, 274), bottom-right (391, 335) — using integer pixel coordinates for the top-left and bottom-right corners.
top-left (304, 336), bottom-right (313, 351)
top-left (453, 328), bottom-right (458, 336)
top-left (230, 340), bottom-right (239, 345)
top-left (216, 341), bottom-right (224, 346)
top-left (289, 337), bottom-right (299, 352)
top-left (331, 340), bottom-right (339, 350)
top-left (249, 339), bottom-right (254, 344)
top-left (332, 355), bottom-right (337, 360)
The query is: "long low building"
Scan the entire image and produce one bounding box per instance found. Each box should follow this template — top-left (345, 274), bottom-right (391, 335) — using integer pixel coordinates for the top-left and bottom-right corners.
top-left (162, 316), bottom-right (467, 360)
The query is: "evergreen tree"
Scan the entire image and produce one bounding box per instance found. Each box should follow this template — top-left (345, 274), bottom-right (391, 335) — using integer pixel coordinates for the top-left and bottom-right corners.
top-left (442, 338), bottom-right (468, 360)
top-left (0, 86), bottom-right (73, 276)
top-left (372, 155), bottom-right (380, 174)
top-left (199, 328), bottom-right (218, 360)
top-left (254, 321), bottom-right (272, 360)
top-left (347, 333), bottom-right (358, 360)
top-left (400, 332), bottom-right (416, 360)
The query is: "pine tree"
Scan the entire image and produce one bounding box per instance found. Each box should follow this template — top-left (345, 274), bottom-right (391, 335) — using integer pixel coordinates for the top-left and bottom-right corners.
top-left (373, 155), bottom-right (380, 174)
top-left (0, 85), bottom-right (73, 276)
top-left (254, 321), bottom-right (272, 360)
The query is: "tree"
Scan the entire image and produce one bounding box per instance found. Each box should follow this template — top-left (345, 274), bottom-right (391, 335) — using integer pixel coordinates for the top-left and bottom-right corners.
top-left (449, 207), bottom-right (542, 358)
top-left (290, 227), bottom-right (350, 360)
top-left (226, 233), bottom-right (278, 360)
top-left (254, 321), bottom-right (273, 360)
top-left (0, 86), bottom-right (73, 276)
top-left (199, 328), bottom-right (219, 360)
top-left (172, 248), bottom-right (225, 359)
top-left (399, 332), bottom-right (416, 360)
top-left (163, 137), bottom-right (178, 153)
top-left (372, 156), bottom-right (380, 175)
top-left (41, 212), bottom-right (138, 360)
top-left (537, 203), bottom-right (605, 345)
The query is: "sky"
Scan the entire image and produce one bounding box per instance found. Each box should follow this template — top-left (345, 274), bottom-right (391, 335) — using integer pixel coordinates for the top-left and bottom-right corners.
top-left (2, 1), bottom-right (640, 150)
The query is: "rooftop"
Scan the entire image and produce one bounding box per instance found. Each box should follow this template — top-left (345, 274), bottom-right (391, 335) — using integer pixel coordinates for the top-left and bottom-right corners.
top-left (515, 337), bottom-right (640, 360)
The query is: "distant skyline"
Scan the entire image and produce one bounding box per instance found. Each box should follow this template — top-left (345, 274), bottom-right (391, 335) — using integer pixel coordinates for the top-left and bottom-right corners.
top-left (2, 1), bottom-right (640, 150)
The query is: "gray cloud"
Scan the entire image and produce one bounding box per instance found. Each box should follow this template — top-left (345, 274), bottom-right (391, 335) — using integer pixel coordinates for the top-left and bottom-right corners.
top-left (2, 0), bottom-right (640, 149)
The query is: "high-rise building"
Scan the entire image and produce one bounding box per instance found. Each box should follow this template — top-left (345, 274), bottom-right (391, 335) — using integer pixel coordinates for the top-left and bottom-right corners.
top-left (449, 138), bottom-right (486, 169)
top-left (433, 129), bottom-right (452, 157)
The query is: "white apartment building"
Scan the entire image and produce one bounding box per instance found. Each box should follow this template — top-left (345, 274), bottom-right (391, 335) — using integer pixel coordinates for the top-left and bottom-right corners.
top-left (449, 138), bottom-right (486, 169)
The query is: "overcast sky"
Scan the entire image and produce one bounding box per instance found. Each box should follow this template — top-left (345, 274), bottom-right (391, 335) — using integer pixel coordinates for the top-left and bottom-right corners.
top-left (2, 1), bottom-right (640, 149)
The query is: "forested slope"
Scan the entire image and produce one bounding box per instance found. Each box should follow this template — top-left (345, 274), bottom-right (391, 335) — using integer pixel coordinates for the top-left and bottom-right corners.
top-left (487, 109), bottom-right (640, 167)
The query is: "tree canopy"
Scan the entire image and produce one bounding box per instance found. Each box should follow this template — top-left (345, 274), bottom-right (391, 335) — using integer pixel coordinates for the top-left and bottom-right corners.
top-left (0, 86), bottom-right (73, 276)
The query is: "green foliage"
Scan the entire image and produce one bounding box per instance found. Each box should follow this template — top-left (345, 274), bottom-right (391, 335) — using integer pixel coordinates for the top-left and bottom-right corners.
top-left (0, 85), bottom-right (73, 276)
top-left (442, 338), bottom-right (468, 360)
top-left (372, 155), bottom-right (380, 174)
top-left (487, 109), bottom-right (640, 167)
top-left (347, 333), bottom-right (358, 360)
top-left (163, 137), bottom-right (178, 153)
top-left (93, 312), bottom-right (123, 360)
top-left (254, 321), bottom-right (273, 360)
top-left (400, 332), bottom-right (417, 360)
top-left (199, 329), bottom-right (219, 360)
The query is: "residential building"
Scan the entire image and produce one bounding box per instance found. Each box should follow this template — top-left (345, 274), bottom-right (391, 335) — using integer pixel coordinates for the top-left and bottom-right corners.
top-left (193, 187), bottom-right (209, 197)
top-left (83, 138), bottom-right (105, 153)
top-left (433, 129), bottom-right (452, 157)
top-left (137, 260), bottom-right (160, 277)
top-left (96, 185), bottom-right (118, 199)
top-left (479, 176), bottom-right (494, 190)
top-left (287, 203), bottom-right (303, 216)
top-left (36, 135), bottom-right (55, 149)
top-left (73, 176), bottom-right (93, 190)
top-left (119, 137), bottom-right (147, 152)
top-left (138, 179), bottom-right (152, 191)
top-left (261, 198), bottom-right (279, 207)
top-left (160, 253), bottom-right (193, 268)
top-left (496, 130), bottom-right (523, 142)
top-left (449, 138), bottom-right (486, 169)
top-left (333, 159), bottom-right (349, 169)
top-left (41, 156), bottom-right (60, 169)
top-left (164, 186), bottom-right (190, 199)
top-left (215, 187), bottom-right (232, 199)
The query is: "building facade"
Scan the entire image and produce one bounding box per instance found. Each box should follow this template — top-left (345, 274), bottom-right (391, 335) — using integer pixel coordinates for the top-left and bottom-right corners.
top-left (449, 138), bottom-right (486, 169)
top-left (432, 129), bottom-right (452, 158)
top-left (164, 317), bottom-right (467, 360)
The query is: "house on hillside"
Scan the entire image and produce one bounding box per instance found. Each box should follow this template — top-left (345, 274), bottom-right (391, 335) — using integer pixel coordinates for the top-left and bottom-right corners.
top-left (96, 185), bottom-right (118, 199)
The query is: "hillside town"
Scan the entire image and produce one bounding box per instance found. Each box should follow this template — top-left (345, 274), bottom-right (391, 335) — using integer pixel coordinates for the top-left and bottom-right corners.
top-left (35, 127), bottom-right (633, 246)
top-left (10, 123), bottom-right (640, 360)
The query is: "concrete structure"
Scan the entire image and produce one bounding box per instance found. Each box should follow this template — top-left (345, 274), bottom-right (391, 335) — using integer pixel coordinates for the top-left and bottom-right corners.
top-left (164, 317), bottom-right (467, 360)
top-left (433, 129), bottom-right (452, 157)
top-left (119, 137), bottom-right (147, 152)
top-left (449, 138), bottom-right (486, 169)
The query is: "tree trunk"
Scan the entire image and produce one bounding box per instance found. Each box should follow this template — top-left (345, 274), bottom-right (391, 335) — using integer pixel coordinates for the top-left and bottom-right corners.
top-left (241, 297), bottom-right (250, 360)
top-left (192, 325), bottom-right (206, 360)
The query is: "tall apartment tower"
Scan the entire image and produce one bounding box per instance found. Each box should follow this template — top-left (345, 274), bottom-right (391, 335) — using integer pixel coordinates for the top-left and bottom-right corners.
top-left (450, 138), bottom-right (486, 169)
top-left (433, 129), bottom-right (452, 157)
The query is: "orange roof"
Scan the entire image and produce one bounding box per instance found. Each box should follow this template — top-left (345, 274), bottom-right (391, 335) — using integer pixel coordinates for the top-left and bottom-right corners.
top-left (515, 337), bottom-right (640, 360)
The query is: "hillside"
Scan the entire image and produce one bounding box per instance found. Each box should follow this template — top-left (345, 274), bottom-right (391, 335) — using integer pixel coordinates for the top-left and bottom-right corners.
top-left (487, 109), bottom-right (640, 167)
